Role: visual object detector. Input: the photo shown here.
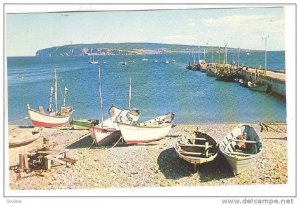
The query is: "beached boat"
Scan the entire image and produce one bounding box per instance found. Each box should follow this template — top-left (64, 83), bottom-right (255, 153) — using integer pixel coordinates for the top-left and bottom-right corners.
top-left (117, 112), bottom-right (175, 144)
top-left (219, 124), bottom-right (263, 175)
top-left (175, 130), bottom-right (218, 171)
top-left (9, 128), bottom-right (41, 148)
top-left (90, 69), bottom-right (140, 146)
top-left (89, 54), bottom-right (98, 64)
top-left (27, 70), bottom-right (74, 128)
top-left (71, 119), bottom-right (98, 130)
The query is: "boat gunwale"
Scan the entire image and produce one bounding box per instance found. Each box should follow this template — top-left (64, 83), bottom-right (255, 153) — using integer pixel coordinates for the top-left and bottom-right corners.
top-left (28, 107), bottom-right (74, 119)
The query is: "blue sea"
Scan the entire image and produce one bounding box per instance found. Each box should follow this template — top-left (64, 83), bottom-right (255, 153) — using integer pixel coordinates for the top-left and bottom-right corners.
top-left (7, 51), bottom-right (286, 125)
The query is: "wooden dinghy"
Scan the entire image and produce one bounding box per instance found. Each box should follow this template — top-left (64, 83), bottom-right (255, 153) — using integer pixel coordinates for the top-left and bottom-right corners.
top-left (175, 130), bottom-right (219, 171)
top-left (9, 128), bottom-right (41, 148)
top-left (219, 124), bottom-right (263, 175)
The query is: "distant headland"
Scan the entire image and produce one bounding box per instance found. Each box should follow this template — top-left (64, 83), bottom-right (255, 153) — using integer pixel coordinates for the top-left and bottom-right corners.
top-left (35, 42), bottom-right (257, 57)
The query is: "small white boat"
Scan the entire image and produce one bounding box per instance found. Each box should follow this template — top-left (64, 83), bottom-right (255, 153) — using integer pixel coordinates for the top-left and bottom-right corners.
top-left (118, 112), bottom-right (175, 144)
top-left (27, 70), bottom-right (74, 128)
top-left (89, 54), bottom-right (98, 64)
top-left (153, 60), bottom-right (158, 63)
top-left (164, 60), bottom-right (170, 64)
top-left (90, 70), bottom-right (140, 146)
top-left (142, 54), bottom-right (148, 61)
top-left (219, 124), bottom-right (263, 175)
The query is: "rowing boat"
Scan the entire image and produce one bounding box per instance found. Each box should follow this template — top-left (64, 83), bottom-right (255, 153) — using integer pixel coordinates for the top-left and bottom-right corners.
top-left (219, 124), bottom-right (263, 175)
top-left (175, 130), bottom-right (218, 171)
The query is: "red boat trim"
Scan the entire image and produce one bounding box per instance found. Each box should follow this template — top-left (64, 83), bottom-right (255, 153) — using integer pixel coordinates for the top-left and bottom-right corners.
top-left (91, 126), bottom-right (117, 133)
top-left (31, 120), bottom-right (66, 128)
top-left (125, 138), bottom-right (163, 144)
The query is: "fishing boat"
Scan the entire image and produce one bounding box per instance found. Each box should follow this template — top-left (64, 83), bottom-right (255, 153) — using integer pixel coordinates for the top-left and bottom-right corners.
top-left (199, 60), bottom-right (208, 72)
top-left (90, 69), bottom-right (140, 146)
top-left (239, 79), bottom-right (249, 87)
top-left (153, 60), bottom-right (158, 63)
top-left (117, 112), bottom-right (175, 144)
top-left (206, 65), bottom-right (216, 77)
top-left (27, 70), bottom-right (74, 128)
top-left (247, 81), bottom-right (269, 92)
top-left (219, 124), bottom-right (263, 175)
top-left (89, 54), bottom-right (98, 64)
top-left (164, 60), bottom-right (170, 64)
top-left (175, 130), bottom-right (218, 171)
top-left (9, 128), bottom-right (41, 148)
top-left (215, 71), bottom-right (238, 82)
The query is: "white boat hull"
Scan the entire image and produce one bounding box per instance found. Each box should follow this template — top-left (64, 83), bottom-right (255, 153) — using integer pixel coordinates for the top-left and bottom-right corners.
top-left (27, 108), bottom-right (73, 128)
top-left (90, 125), bottom-right (121, 146)
top-left (119, 123), bottom-right (173, 144)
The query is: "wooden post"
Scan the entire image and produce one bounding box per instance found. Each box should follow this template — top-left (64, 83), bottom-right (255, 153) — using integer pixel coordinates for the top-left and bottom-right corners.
top-left (45, 158), bottom-right (52, 170)
top-left (18, 153), bottom-right (29, 172)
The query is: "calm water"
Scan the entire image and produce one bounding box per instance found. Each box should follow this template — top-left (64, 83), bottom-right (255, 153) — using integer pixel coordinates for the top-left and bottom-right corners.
top-left (7, 51), bottom-right (286, 124)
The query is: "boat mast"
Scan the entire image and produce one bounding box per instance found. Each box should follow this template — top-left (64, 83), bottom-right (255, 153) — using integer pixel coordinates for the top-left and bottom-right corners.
top-left (49, 87), bottom-right (53, 111)
top-left (211, 47), bottom-right (213, 63)
top-left (198, 46), bottom-right (200, 63)
top-left (98, 66), bottom-right (104, 127)
top-left (63, 87), bottom-right (68, 107)
top-left (218, 47), bottom-right (220, 64)
top-left (54, 70), bottom-right (58, 113)
top-left (237, 47), bottom-right (240, 67)
top-left (128, 75), bottom-right (132, 110)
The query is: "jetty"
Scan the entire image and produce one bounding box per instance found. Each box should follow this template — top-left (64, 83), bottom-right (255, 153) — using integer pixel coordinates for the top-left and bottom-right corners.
top-left (240, 67), bottom-right (285, 97)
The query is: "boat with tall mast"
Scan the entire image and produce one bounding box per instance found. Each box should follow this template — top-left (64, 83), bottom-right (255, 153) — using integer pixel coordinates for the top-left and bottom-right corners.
top-left (89, 54), bottom-right (98, 64)
top-left (142, 53), bottom-right (148, 61)
top-left (27, 70), bottom-right (74, 127)
top-left (90, 68), bottom-right (140, 146)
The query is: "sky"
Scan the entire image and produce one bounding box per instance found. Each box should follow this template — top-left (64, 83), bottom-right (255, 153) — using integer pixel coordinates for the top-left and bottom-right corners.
top-left (5, 7), bottom-right (285, 56)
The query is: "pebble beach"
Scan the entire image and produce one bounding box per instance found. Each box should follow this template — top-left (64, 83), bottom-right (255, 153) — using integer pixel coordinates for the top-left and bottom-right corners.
top-left (8, 123), bottom-right (287, 190)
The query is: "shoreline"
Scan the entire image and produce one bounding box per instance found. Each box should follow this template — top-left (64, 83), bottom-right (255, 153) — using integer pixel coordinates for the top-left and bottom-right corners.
top-left (8, 123), bottom-right (287, 189)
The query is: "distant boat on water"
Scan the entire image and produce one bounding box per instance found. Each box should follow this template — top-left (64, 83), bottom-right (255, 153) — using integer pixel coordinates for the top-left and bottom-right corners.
top-left (142, 54), bottom-right (148, 61)
top-left (27, 70), bottom-right (74, 127)
top-left (153, 60), bottom-right (158, 63)
top-left (89, 54), bottom-right (98, 64)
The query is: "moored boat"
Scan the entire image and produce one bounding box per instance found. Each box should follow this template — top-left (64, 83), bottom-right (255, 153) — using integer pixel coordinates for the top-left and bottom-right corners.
top-left (117, 112), bottom-right (175, 144)
top-left (219, 124), bottom-right (263, 175)
top-left (248, 81), bottom-right (270, 92)
top-left (27, 70), bottom-right (74, 128)
top-left (89, 54), bottom-right (98, 64)
top-left (175, 130), bottom-right (218, 171)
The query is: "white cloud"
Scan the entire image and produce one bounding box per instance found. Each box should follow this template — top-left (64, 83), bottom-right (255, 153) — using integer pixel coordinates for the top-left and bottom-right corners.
top-left (197, 14), bottom-right (285, 50)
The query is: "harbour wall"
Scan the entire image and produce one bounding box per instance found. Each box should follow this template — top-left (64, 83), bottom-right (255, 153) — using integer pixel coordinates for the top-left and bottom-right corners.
top-left (240, 68), bottom-right (286, 97)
